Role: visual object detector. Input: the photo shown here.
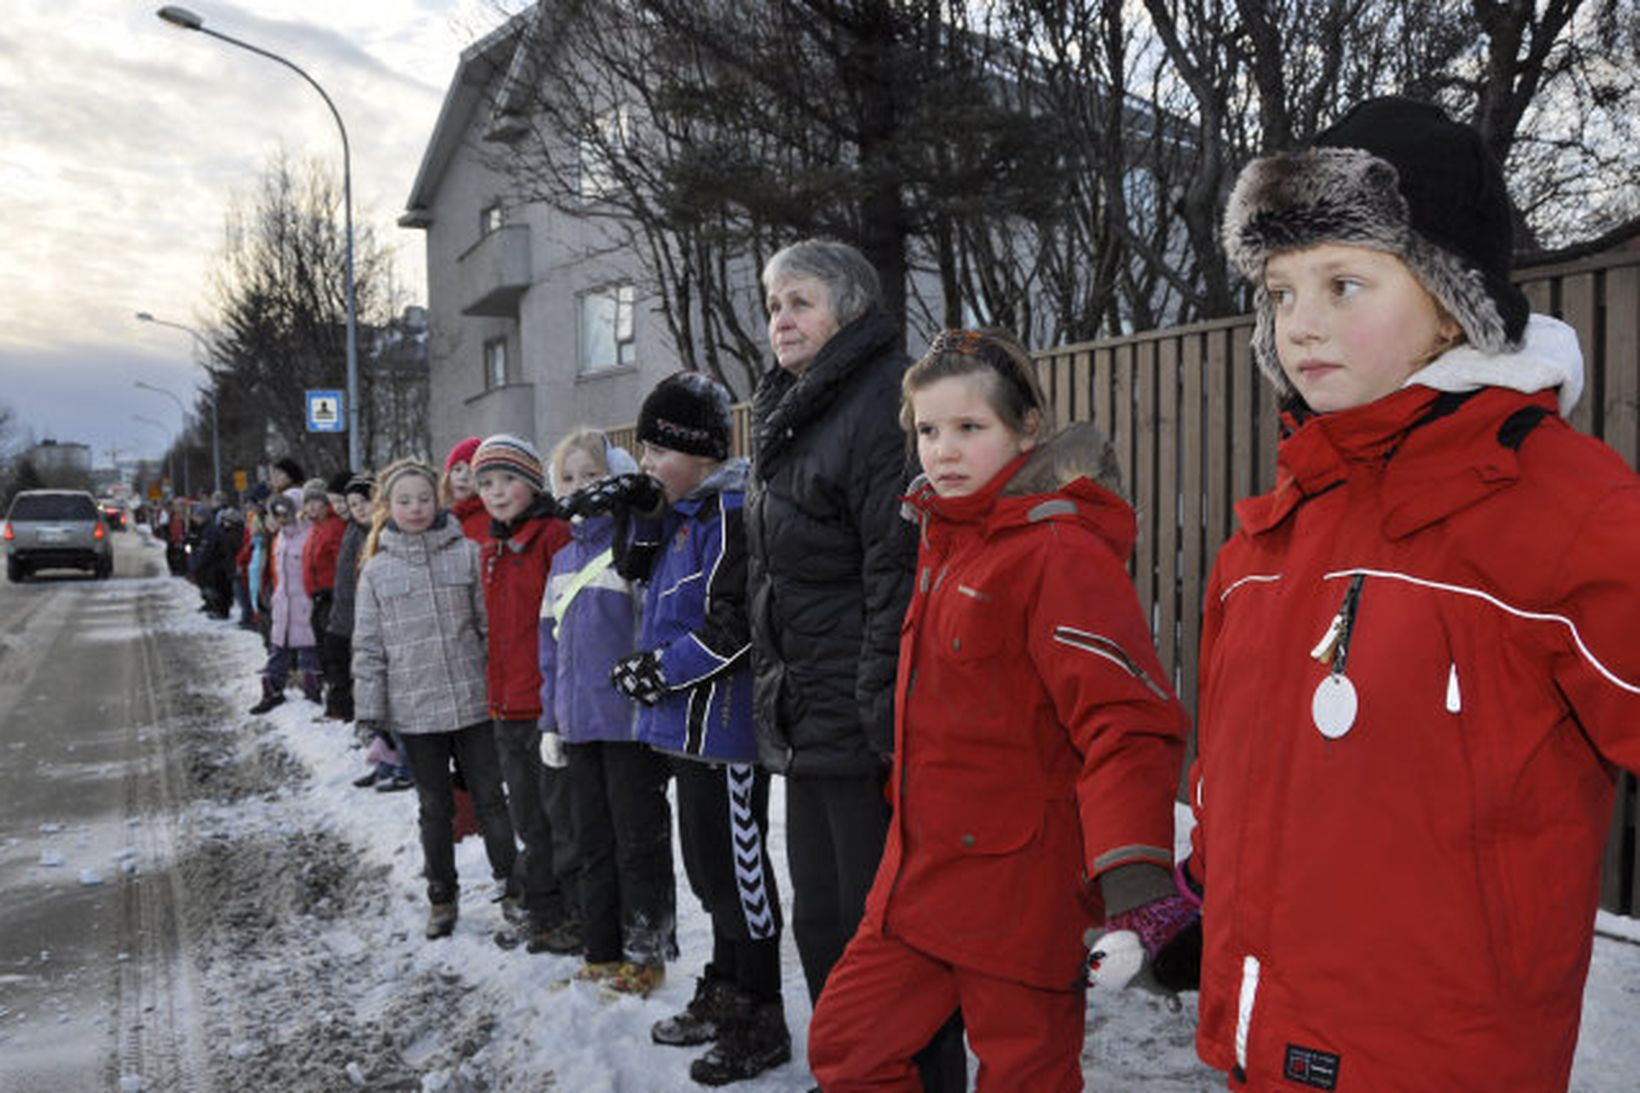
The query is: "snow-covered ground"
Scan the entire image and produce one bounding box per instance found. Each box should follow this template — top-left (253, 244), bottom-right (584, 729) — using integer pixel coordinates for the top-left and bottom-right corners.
top-left (13, 575), bottom-right (1640, 1091)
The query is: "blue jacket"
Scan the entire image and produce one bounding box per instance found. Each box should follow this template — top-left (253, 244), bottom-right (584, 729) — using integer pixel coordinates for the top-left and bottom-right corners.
top-left (539, 515), bottom-right (640, 743)
top-left (629, 459), bottom-right (756, 763)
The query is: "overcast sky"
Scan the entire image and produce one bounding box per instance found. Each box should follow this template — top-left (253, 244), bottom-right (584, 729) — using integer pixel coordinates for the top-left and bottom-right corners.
top-left (0, 0), bottom-right (506, 468)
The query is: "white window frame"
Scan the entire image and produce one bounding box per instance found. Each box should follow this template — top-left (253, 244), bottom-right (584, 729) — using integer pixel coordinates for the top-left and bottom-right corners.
top-left (480, 202), bottom-right (505, 235)
top-left (483, 337), bottom-right (508, 390)
top-left (577, 284), bottom-right (638, 374)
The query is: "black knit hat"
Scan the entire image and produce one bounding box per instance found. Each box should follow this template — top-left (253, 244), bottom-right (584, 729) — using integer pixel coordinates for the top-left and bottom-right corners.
top-left (272, 456), bottom-right (305, 483)
top-left (326, 470), bottom-right (353, 495)
top-left (1222, 96), bottom-right (1529, 398)
top-left (637, 372), bottom-right (733, 460)
top-left (344, 473), bottom-right (376, 499)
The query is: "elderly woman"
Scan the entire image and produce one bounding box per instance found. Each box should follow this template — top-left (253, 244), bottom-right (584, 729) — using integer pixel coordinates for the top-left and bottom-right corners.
top-left (744, 238), bottom-right (964, 1090)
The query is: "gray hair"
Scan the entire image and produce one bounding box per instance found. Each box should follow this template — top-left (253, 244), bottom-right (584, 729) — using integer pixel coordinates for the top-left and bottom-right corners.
top-left (761, 238), bottom-right (881, 326)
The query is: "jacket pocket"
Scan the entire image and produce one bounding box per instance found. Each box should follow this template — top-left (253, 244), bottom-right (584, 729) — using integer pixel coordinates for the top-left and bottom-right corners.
top-left (931, 587), bottom-right (1005, 662)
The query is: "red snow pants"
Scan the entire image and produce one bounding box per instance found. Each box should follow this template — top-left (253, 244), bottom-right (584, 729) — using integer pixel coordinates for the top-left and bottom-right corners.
top-left (808, 928), bottom-right (1084, 1092)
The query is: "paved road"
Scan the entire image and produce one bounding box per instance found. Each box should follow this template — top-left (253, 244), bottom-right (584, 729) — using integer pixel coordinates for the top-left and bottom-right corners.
top-left (0, 530), bottom-right (205, 1091)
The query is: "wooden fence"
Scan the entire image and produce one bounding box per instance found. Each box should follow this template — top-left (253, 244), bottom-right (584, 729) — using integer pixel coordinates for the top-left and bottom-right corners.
top-left (607, 251), bottom-right (1640, 912)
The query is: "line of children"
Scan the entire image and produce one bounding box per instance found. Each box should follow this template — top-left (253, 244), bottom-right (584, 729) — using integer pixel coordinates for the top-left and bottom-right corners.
top-left (249, 488), bottom-right (322, 714)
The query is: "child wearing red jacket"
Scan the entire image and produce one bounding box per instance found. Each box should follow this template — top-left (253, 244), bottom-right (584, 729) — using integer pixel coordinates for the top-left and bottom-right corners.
top-left (440, 436), bottom-right (489, 543)
top-left (808, 329), bottom-right (1191, 1091)
top-left (1191, 97), bottom-right (1640, 1092)
top-left (472, 434), bottom-right (580, 954)
top-left (302, 472), bottom-right (351, 720)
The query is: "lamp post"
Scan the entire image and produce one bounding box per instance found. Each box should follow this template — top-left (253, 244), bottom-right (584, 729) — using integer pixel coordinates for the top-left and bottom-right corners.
top-left (134, 381), bottom-right (191, 497)
top-left (157, 4), bottom-right (360, 471)
top-left (132, 414), bottom-right (176, 496)
top-left (136, 311), bottom-right (221, 493)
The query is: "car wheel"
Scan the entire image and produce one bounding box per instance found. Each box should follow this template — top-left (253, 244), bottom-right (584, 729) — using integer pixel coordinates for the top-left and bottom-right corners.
top-left (7, 558), bottom-right (25, 583)
top-left (95, 559), bottom-right (113, 580)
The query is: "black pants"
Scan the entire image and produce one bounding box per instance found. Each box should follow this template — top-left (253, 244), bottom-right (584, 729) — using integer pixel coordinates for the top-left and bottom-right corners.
top-left (494, 719), bottom-right (578, 924)
top-left (400, 723), bottom-right (518, 904)
top-left (320, 632), bottom-right (352, 718)
top-left (674, 758), bottom-right (782, 1002)
top-left (788, 773), bottom-right (968, 1090)
top-left (566, 740), bottom-right (676, 964)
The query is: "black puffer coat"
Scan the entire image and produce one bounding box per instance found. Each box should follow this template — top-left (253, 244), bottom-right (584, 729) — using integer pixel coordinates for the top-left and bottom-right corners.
top-left (746, 308), bottom-right (917, 778)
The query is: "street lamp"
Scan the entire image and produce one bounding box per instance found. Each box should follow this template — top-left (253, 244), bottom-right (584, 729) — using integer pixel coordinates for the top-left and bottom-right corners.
top-left (134, 381), bottom-right (191, 497)
top-left (157, 4), bottom-right (360, 471)
top-left (132, 414), bottom-right (177, 496)
top-left (136, 311), bottom-right (221, 493)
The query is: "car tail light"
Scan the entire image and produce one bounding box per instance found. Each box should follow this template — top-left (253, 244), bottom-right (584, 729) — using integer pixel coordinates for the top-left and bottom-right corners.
top-left (2, 522), bottom-right (11, 540)
top-left (94, 522), bottom-right (106, 540)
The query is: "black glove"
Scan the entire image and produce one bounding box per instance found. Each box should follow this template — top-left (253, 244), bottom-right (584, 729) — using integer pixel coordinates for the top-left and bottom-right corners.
top-left (610, 650), bottom-right (669, 706)
top-left (564, 473), bottom-right (667, 519)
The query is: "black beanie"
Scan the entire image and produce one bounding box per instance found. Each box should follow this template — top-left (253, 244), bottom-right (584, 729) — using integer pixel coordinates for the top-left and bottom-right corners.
top-left (326, 470), bottom-right (353, 495)
top-left (1222, 96), bottom-right (1530, 398)
top-left (273, 456), bottom-right (305, 483)
top-left (637, 372), bottom-right (733, 460)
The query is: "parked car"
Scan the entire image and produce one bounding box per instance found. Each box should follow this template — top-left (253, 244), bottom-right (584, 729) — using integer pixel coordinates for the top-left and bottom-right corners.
top-left (3, 490), bottom-right (113, 581)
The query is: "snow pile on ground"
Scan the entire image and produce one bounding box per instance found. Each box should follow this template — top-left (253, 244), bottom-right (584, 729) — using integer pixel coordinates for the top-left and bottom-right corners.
top-left (152, 579), bottom-right (1640, 1092)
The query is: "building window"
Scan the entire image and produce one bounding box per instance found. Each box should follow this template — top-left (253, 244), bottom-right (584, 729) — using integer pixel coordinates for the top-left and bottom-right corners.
top-left (480, 203), bottom-right (505, 235)
top-left (579, 106), bottom-right (631, 201)
top-left (578, 284), bottom-right (637, 373)
top-left (484, 338), bottom-right (508, 389)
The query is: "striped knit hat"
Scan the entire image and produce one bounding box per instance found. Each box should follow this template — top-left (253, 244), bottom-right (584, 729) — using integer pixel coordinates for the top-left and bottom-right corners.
top-left (472, 433), bottom-right (545, 493)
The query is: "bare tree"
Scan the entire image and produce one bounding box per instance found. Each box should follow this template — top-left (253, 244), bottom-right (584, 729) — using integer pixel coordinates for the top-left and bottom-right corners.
top-left (206, 153), bottom-right (397, 479)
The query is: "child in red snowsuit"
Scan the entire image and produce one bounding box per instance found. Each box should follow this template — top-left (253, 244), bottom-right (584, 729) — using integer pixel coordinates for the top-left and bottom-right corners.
top-left (1190, 97), bottom-right (1640, 1092)
top-left (808, 329), bottom-right (1191, 1091)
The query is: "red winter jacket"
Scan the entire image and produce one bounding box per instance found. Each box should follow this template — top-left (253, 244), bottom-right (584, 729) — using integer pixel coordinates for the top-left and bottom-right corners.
top-left (302, 510), bottom-right (346, 595)
top-left (862, 453), bottom-right (1188, 991)
top-left (480, 511), bottom-right (571, 720)
top-left (450, 494), bottom-right (491, 543)
top-left (1192, 384), bottom-right (1640, 1091)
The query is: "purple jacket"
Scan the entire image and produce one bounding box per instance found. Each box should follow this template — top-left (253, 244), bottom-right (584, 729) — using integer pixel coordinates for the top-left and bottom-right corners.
top-left (538, 515), bottom-right (639, 743)
top-left (268, 519), bottom-right (315, 649)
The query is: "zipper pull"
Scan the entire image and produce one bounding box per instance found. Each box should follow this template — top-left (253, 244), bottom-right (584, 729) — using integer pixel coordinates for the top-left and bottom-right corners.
top-left (1445, 663), bottom-right (1462, 713)
top-left (1310, 613), bottom-right (1345, 666)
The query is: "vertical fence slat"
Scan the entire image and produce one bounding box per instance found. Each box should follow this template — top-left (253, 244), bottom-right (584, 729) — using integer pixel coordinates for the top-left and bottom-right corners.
top-left (1071, 349), bottom-right (1092, 426)
top-left (1561, 273), bottom-right (1598, 436)
top-left (1134, 341), bottom-right (1159, 628)
top-left (1230, 325), bottom-right (1258, 503)
top-left (1607, 265), bottom-right (1640, 471)
top-left (1155, 337), bottom-right (1181, 687)
top-left (1180, 332), bottom-right (1206, 728)
top-left (1093, 347), bottom-right (1114, 439)
top-left (1205, 329), bottom-right (1232, 552)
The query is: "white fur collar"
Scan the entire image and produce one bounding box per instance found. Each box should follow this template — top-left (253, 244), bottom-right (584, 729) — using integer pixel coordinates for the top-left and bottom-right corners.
top-left (1408, 314), bottom-right (1584, 417)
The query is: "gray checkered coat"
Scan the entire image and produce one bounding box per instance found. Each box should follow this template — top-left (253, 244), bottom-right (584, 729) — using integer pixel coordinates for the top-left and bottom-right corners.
top-left (352, 518), bottom-right (489, 735)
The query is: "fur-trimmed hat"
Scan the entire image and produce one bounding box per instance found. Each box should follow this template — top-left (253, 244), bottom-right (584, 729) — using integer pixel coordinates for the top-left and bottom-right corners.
top-left (472, 434), bottom-right (545, 492)
top-left (301, 477), bottom-right (330, 505)
top-left (638, 372), bottom-right (733, 460)
top-left (268, 490), bottom-right (299, 520)
top-left (444, 436), bottom-right (481, 473)
top-left (1222, 96), bottom-right (1529, 399)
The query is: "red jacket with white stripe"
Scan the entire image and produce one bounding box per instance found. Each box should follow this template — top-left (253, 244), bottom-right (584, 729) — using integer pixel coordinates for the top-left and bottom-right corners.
top-left (479, 510), bottom-right (571, 721)
top-left (1192, 383), bottom-right (1640, 1091)
top-left (862, 453), bottom-right (1188, 990)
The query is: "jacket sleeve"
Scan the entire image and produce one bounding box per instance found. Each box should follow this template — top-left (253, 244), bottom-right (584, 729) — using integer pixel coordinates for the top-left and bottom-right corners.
top-left (1027, 528), bottom-right (1189, 881)
top-left (656, 497), bottom-right (751, 689)
top-left (538, 563), bottom-right (561, 732)
top-left (1185, 558), bottom-right (1231, 886)
top-left (850, 403), bottom-right (917, 757)
top-left (1546, 483), bottom-right (1640, 774)
top-left (350, 562), bottom-right (387, 724)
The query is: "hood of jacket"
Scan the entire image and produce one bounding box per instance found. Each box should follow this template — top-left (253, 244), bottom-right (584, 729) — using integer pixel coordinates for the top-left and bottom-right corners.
top-left (753, 307), bottom-right (901, 473)
top-left (677, 457), bottom-right (749, 512)
top-left (1409, 313), bottom-right (1583, 417)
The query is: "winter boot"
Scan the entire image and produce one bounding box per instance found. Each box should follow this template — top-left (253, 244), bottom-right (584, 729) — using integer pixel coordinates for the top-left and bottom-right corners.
top-left (603, 961), bottom-right (666, 999)
top-left (425, 901), bottom-right (459, 940)
top-left (300, 670), bottom-right (323, 704)
top-left (688, 997), bottom-right (791, 1086)
top-left (651, 975), bottom-right (741, 1047)
top-left (525, 915), bottom-right (583, 956)
top-left (249, 678), bottom-right (285, 715)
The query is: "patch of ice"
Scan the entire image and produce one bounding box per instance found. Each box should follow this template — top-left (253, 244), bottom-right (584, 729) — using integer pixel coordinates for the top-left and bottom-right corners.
top-left (38, 823), bottom-right (64, 834)
top-left (345, 1061), bottom-right (367, 1086)
top-left (118, 1076), bottom-right (143, 1092)
top-left (79, 868), bottom-right (104, 886)
top-left (38, 850), bottom-right (65, 867)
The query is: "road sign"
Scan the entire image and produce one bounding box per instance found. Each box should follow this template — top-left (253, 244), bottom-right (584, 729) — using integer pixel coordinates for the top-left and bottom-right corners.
top-left (306, 390), bottom-right (345, 433)
top-left (233, 469), bottom-right (248, 491)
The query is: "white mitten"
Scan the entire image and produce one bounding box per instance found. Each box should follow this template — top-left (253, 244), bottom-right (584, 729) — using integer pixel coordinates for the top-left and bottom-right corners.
top-left (1082, 928), bottom-right (1148, 992)
top-left (538, 731), bottom-right (568, 769)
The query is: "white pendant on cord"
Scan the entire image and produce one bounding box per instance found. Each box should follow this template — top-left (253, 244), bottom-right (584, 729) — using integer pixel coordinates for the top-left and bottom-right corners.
top-left (1312, 674), bottom-right (1358, 739)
